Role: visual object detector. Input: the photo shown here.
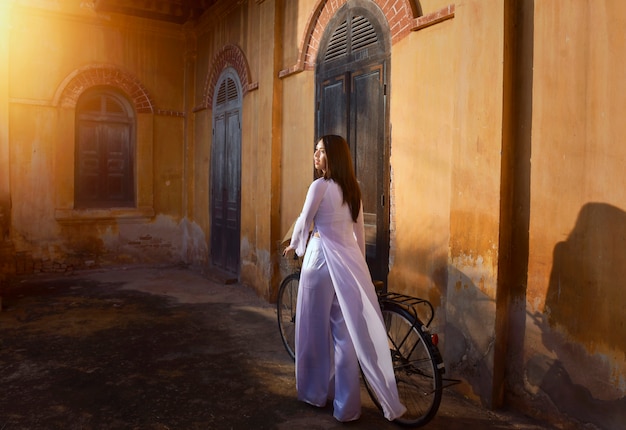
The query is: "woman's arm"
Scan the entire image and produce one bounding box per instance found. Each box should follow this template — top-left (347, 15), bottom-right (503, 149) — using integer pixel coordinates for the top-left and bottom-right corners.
top-left (286, 179), bottom-right (328, 257)
top-left (353, 201), bottom-right (366, 257)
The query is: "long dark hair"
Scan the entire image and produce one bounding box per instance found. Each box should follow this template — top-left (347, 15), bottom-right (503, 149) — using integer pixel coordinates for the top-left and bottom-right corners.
top-left (316, 135), bottom-right (361, 222)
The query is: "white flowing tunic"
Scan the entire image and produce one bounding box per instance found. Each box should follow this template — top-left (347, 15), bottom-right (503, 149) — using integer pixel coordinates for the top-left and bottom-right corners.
top-left (290, 178), bottom-right (406, 421)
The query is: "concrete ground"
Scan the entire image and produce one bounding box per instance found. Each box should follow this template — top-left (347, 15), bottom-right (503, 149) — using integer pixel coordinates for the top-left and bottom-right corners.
top-left (0, 266), bottom-right (554, 430)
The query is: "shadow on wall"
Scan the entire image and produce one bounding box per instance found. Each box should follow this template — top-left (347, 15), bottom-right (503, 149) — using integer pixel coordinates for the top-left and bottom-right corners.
top-left (546, 202), bottom-right (626, 354)
top-left (444, 265), bottom-right (496, 406)
top-left (529, 202), bottom-right (626, 429)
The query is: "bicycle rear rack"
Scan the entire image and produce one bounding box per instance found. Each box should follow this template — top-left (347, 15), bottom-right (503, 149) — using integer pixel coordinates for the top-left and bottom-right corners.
top-left (378, 291), bottom-right (463, 390)
top-left (377, 292), bottom-right (436, 328)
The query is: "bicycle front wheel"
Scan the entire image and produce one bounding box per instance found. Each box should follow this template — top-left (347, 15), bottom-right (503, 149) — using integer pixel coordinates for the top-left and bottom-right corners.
top-left (276, 272), bottom-right (299, 360)
top-left (364, 302), bottom-right (443, 427)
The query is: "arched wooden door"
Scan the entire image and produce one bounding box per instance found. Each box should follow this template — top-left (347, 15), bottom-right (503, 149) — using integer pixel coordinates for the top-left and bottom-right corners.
top-left (316, 1), bottom-right (391, 283)
top-left (210, 69), bottom-right (242, 274)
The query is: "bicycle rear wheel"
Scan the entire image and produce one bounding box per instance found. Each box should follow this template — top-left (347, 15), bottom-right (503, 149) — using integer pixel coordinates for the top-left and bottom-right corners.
top-left (364, 302), bottom-right (443, 427)
top-left (276, 272), bottom-right (299, 360)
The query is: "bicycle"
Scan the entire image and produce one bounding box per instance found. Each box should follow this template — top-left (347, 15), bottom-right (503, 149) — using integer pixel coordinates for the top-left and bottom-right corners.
top-left (276, 254), bottom-right (446, 427)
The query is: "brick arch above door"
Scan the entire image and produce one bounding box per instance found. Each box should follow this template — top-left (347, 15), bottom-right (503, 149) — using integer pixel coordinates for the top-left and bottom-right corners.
top-left (54, 64), bottom-right (154, 113)
top-left (280, 0), bottom-right (415, 77)
top-left (197, 44), bottom-right (258, 111)
top-left (279, 0), bottom-right (455, 78)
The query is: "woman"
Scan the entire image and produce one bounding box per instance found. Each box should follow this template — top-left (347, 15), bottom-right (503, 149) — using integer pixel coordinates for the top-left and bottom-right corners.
top-left (283, 135), bottom-right (406, 422)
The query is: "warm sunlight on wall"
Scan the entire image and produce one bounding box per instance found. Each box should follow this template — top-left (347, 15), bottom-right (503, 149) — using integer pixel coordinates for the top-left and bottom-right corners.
top-left (4, 1), bottom-right (101, 99)
top-left (1, 1), bottom-right (10, 111)
top-left (0, 2), bottom-right (10, 55)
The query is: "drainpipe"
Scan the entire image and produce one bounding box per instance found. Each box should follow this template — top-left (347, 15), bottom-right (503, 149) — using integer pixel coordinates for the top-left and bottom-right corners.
top-left (493, 0), bottom-right (534, 409)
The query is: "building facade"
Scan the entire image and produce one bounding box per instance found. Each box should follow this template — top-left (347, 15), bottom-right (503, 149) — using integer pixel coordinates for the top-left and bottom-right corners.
top-left (1, 1), bottom-right (624, 428)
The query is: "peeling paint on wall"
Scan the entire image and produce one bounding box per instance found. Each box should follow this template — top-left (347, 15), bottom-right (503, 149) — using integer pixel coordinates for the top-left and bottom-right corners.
top-left (445, 264), bottom-right (497, 404)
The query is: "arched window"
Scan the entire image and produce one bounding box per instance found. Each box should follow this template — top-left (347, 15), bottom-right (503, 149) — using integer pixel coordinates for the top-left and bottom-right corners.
top-left (75, 88), bottom-right (135, 208)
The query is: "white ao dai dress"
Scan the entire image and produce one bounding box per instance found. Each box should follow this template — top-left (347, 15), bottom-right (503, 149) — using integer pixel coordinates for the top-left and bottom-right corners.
top-left (289, 178), bottom-right (406, 422)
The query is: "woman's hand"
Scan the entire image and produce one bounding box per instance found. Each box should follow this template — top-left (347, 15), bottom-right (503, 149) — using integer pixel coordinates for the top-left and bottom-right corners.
top-left (282, 245), bottom-right (295, 257)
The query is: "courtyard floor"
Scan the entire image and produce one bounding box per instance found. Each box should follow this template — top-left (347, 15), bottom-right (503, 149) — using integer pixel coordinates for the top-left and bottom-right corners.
top-left (0, 266), bottom-right (554, 430)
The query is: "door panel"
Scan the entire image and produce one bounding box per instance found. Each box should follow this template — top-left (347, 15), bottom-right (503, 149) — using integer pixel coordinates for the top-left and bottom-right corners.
top-left (316, 65), bottom-right (387, 281)
top-left (318, 75), bottom-right (349, 140)
top-left (76, 121), bottom-right (132, 205)
top-left (224, 110), bottom-right (241, 273)
top-left (76, 122), bottom-right (100, 201)
top-left (104, 123), bottom-right (131, 200)
top-left (351, 66), bottom-right (385, 278)
top-left (211, 113), bottom-right (227, 270)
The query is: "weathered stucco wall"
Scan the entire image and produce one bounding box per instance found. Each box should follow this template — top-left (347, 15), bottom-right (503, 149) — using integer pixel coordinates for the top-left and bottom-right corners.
top-left (282, 0), bottom-right (318, 68)
top-left (511, 1), bottom-right (626, 427)
top-left (390, 0), bottom-right (505, 407)
top-left (446, 0), bottom-right (505, 407)
top-left (191, 1), bottom-right (282, 299)
top-left (388, 4), bottom-right (456, 322)
top-left (278, 71), bottom-right (315, 280)
top-left (5, 3), bottom-right (189, 272)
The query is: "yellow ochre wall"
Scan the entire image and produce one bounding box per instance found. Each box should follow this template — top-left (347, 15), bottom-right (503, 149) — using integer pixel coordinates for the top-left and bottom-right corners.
top-left (1, 1), bottom-right (624, 428)
top-left (389, 0), bottom-right (505, 408)
top-left (511, 1), bottom-right (626, 427)
top-left (3, 2), bottom-right (188, 271)
top-left (190, 1), bottom-right (286, 298)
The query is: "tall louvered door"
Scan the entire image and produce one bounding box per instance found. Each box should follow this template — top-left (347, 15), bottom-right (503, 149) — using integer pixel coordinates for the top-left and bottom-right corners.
top-left (211, 71), bottom-right (242, 275)
top-left (316, 2), bottom-right (390, 283)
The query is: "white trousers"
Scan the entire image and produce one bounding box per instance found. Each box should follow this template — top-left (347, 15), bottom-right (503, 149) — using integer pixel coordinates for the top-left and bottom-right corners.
top-left (295, 237), bottom-right (362, 422)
